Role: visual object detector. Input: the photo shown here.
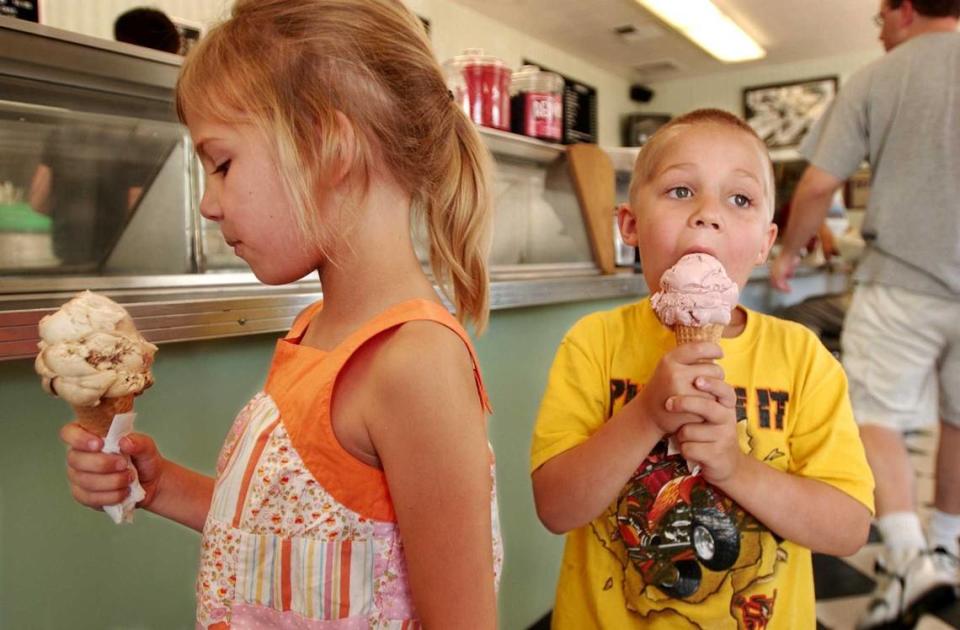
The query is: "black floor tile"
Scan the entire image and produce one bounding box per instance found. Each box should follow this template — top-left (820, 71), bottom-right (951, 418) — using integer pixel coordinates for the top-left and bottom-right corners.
top-left (934, 599), bottom-right (960, 627)
top-left (528, 611), bottom-right (551, 630)
top-left (813, 552), bottom-right (876, 600)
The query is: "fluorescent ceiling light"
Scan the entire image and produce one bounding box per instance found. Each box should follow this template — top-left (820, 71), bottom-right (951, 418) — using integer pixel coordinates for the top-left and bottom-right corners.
top-left (636, 0), bottom-right (766, 63)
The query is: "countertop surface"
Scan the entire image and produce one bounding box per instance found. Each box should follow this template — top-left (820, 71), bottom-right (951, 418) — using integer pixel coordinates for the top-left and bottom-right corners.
top-left (0, 262), bottom-right (845, 361)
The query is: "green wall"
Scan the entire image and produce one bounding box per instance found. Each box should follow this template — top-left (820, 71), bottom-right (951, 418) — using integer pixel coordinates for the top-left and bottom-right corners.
top-left (0, 297), bottom-right (630, 630)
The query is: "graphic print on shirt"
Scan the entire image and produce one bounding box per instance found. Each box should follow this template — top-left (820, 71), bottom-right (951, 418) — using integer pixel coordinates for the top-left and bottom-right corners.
top-left (735, 589), bottom-right (778, 630)
top-left (599, 379), bottom-right (789, 628)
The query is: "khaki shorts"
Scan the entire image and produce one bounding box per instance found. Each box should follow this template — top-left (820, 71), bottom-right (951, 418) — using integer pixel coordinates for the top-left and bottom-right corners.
top-left (842, 283), bottom-right (960, 430)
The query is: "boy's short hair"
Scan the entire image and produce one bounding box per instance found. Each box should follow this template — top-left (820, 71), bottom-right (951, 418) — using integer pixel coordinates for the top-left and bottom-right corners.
top-left (629, 108), bottom-right (775, 220)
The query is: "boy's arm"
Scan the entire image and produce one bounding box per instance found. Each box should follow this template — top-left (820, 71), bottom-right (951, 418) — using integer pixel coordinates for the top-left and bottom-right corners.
top-left (533, 341), bottom-right (723, 534)
top-left (675, 343), bottom-right (873, 557)
top-left (532, 398), bottom-right (664, 534)
top-left (719, 455), bottom-right (871, 557)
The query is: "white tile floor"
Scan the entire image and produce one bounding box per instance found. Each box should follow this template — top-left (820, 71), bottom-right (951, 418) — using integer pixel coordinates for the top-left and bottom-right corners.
top-left (814, 428), bottom-right (960, 630)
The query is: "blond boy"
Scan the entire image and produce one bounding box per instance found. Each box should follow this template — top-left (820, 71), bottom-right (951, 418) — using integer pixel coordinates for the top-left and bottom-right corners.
top-left (531, 109), bottom-right (874, 629)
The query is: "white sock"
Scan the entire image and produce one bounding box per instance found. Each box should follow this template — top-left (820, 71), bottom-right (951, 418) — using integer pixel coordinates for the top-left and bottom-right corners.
top-left (877, 511), bottom-right (927, 573)
top-left (928, 509), bottom-right (960, 556)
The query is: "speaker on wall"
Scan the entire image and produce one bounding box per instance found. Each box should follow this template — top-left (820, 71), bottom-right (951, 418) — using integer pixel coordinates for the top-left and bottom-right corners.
top-left (629, 84), bottom-right (655, 103)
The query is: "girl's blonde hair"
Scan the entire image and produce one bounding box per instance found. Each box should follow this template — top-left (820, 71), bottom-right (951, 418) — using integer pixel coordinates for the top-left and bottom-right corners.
top-left (176, 0), bottom-right (493, 332)
top-left (629, 108), bottom-right (776, 219)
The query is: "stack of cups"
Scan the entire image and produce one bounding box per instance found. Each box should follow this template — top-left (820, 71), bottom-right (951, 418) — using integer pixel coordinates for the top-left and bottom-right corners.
top-left (443, 48), bottom-right (512, 131)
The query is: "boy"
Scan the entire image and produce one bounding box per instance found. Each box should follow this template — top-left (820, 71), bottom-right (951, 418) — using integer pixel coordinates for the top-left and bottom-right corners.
top-left (531, 109), bottom-right (874, 629)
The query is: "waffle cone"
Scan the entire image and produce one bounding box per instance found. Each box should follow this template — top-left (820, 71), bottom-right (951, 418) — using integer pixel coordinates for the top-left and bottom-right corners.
top-left (674, 323), bottom-right (724, 345)
top-left (73, 396), bottom-right (134, 437)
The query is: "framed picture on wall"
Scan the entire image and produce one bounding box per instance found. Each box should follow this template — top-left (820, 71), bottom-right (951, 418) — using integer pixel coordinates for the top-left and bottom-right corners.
top-left (0, 0), bottom-right (39, 22)
top-left (622, 113), bottom-right (671, 147)
top-left (743, 76), bottom-right (838, 150)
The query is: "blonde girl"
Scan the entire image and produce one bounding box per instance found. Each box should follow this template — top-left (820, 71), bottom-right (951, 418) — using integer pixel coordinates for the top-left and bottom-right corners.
top-left (59, 1), bottom-right (501, 627)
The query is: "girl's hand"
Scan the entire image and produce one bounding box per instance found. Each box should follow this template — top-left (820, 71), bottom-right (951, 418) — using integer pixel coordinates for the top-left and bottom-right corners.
top-left (633, 341), bottom-right (726, 436)
top-left (671, 376), bottom-right (745, 484)
top-left (60, 423), bottom-right (165, 511)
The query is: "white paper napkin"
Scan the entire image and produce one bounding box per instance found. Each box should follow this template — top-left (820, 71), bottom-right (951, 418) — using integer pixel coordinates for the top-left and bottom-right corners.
top-left (100, 412), bottom-right (146, 524)
top-left (667, 435), bottom-right (700, 476)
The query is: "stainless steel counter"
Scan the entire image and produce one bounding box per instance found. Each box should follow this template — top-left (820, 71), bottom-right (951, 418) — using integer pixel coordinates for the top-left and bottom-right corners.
top-left (0, 271), bottom-right (636, 360)
top-left (0, 263), bottom-right (846, 361)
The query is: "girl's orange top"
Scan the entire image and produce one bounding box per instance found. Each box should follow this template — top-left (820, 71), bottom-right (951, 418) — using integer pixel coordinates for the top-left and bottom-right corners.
top-left (195, 299), bottom-right (502, 629)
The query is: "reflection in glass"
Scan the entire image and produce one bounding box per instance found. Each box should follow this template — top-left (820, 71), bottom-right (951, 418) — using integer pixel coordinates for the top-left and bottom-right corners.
top-left (0, 102), bottom-right (195, 275)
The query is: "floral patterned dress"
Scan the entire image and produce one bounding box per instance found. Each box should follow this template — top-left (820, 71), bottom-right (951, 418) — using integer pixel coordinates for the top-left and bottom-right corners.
top-left (195, 300), bottom-right (503, 629)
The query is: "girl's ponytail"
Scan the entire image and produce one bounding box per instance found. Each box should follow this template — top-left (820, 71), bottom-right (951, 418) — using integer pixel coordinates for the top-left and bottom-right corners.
top-left (424, 106), bottom-right (493, 334)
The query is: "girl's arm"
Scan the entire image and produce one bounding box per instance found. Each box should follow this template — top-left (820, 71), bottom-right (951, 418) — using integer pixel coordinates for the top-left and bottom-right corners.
top-left (364, 322), bottom-right (496, 630)
top-left (61, 424), bottom-right (214, 532)
top-left (140, 455), bottom-right (214, 532)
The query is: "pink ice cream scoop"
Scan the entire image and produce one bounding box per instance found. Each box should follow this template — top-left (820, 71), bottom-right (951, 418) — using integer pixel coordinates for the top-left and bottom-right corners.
top-left (652, 253), bottom-right (740, 471)
top-left (651, 253), bottom-right (739, 328)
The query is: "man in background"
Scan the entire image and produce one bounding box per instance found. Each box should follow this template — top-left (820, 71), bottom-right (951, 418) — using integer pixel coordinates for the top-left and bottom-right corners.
top-left (770, 1), bottom-right (960, 627)
top-left (27, 7), bottom-right (181, 267)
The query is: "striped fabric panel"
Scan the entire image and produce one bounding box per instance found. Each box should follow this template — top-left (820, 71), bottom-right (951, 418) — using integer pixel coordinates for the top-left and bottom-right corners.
top-left (290, 537), bottom-right (375, 620)
top-left (235, 531), bottom-right (375, 621)
top-left (237, 532), bottom-right (284, 608)
top-left (208, 395), bottom-right (281, 522)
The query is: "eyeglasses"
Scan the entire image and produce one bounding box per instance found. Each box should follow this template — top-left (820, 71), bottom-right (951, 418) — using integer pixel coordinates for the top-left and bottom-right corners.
top-left (874, 2), bottom-right (903, 27)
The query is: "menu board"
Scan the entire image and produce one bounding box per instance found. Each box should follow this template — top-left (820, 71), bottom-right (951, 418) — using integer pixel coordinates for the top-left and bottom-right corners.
top-left (524, 59), bottom-right (598, 145)
top-left (0, 0), bottom-right (39, 22)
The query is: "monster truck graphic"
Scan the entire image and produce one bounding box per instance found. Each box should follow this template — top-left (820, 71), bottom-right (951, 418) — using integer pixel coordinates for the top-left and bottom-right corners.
top-left (616, 455), bottom-right (742, 598)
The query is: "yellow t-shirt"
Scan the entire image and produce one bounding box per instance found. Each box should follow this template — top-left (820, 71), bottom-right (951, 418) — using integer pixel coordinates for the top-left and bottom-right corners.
top-left (531, 298), bottom-right (875, 630)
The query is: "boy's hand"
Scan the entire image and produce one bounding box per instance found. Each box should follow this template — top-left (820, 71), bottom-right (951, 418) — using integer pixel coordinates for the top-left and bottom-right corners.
top-left (670, 376), bottom-right (745, 484)
top-left (60, 422), bottom-right (165, 511)
top-left (633, 342), bottom-right (726, 437)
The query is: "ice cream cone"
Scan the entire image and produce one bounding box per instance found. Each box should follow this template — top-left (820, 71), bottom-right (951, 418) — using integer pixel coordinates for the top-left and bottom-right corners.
top-left (674, 323), bottom-right (724, 345)
top-left (73, 395), bottom-right (134, 437)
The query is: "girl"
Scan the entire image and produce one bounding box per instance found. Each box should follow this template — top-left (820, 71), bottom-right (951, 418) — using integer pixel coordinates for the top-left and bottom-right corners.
top-left (59, 1), bottom-right (501, 627)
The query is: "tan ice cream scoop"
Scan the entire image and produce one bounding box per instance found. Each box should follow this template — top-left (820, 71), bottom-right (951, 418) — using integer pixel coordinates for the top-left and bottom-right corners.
top-left (35, 291), bottom-right (157, 435)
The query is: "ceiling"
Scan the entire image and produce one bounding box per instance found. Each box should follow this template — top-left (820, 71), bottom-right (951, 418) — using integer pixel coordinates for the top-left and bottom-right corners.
top-left (447, 0), bottom-right (883, 82)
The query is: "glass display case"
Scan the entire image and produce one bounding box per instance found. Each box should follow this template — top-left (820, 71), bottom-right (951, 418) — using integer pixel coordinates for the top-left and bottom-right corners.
top-left (0, 16), bottom-right (644, 361)
top-left (0, 101), bottom-right (196, 275)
